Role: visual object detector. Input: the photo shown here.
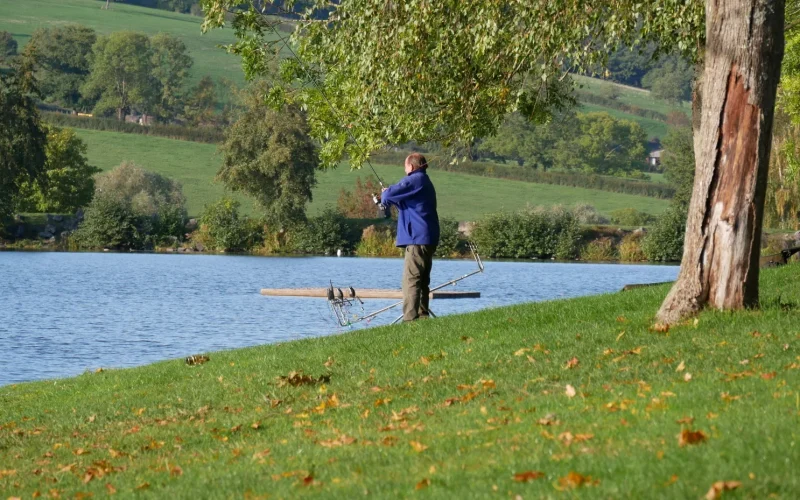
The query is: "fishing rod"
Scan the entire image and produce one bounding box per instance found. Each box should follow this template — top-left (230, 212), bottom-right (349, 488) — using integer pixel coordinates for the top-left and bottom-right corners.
top-left (263, 15), bottom-right (391, 217)
top-left (329, 242), bottom-right (485, 326)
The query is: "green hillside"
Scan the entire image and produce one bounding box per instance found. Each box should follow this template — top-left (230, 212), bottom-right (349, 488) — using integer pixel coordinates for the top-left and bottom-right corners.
top-left (0, 0), bottom-right (247, 86)
top-left (75, 129), bottom-right (669, 220)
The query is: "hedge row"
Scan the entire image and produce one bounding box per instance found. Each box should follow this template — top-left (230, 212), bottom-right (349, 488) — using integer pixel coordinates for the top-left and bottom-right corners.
top-left (575, 90), bottom-right (669, 122)
top-left (372, 153), bottom-right (675, 199)
top-left (42, 112), bottom-right (225, 144)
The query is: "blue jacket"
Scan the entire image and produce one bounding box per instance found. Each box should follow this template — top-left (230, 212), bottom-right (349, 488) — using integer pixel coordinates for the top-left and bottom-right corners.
top-left (381, 170), bottom-right (440, 247)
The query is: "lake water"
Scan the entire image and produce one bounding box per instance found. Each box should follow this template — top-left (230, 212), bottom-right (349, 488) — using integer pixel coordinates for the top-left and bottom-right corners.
top-left (0, 252), bottom-right (679, 386)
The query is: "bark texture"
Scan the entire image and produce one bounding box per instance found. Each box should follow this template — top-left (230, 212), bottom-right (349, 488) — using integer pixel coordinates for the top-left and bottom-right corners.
top-left (657, 0), bottom-right (785, 324)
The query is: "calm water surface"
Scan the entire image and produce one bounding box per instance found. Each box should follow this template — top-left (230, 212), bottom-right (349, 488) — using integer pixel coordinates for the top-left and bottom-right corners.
top-left (0, 252), bottom-right (678, 386)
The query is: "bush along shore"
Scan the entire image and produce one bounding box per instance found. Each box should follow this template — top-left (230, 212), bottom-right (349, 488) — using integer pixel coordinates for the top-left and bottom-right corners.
top-left (2, 264), bottom-right (800, 497)
top-left (5, 202), bottom-right (800, 264)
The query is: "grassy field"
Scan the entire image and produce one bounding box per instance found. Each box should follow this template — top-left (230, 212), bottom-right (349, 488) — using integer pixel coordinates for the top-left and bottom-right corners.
top-left (580, 104), bottom-right (670, 140)
top-left (2, 263), bottom-right (799, 498)
top-left (0, 0), bottom-right (248, 87)
top-left (75, 129), bottom-right (670, 220)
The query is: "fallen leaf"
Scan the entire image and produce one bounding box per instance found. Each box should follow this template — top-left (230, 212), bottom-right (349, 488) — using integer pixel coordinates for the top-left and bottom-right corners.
top-left (704, 480), bottom-right (742, 500)
top-left (514, 348), bottom-right (530, 357)
top-left (73, 448), bottom-right (89, 456)
top-left (374, 398), bottom-right (392, 407)
top-left (170, 465), bottom-right (183, 477)
top-left (683, 373), bottom-right (692, 382)
top-left (565, 384), bottom-right (577, 398)
top-left (513, 471), bottom-right (545, 482)
top-left (565, 357), bottom-right (580, 369)
top-left (720, 392), bottom-right (741, 402)
top-left (105, 483), bottom-right (116, 495)
top-left (761, 372), bottom-right (776, 380)
top-left (277, 371), bottom-right (331, 387)
top-left (409, 441), bottom-right (428, 452)
top-left (135, 482), bottom-right (150, 490)
top-left (252, 449), bottom-right (271, 460)
top-left (420, 356), bottom-right (430, 366)
top-left (537, 413), bottom-right (559, 426)
top-left (415, 478), bottom-right (430, 490)
top-left (678, 429), bottom-right (708, 447)
top-left (675, 416), bottom-right (694, 425)
top-left (557, 471), bottom-right (598, 489)
top-left (675, 361), bottom-right (685, 372)
top-left (651, 323), bottom-right (670, 333)
top-left (324, 357), bottom-right (334, 368)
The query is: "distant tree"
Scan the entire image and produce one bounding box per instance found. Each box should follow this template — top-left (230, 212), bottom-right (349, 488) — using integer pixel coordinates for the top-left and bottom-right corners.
top-left (0, 62), bottom-right (47, 222)
top-left (149, 33), bottom-right (193, 121)
top-left (218, 86), bottom-right (318, 227)
top-left (183, 76), bottom-right (216, 126)
top-left (0, 31), bottom-right (17, 65)
top-left (661, 126), bottom-right (695, 208)
top-left (479, 112), bottom-right (577, 170)
top-left (26, 25), bottom-right (96, 109)
top-left (553, 112), bottom-right (647, 176)
top-left (641, 56), bottom-right (694, 103)
top-left (81, 31), bottom-right (153, 120)
top-left (337, 177), bottom-right (384, 218)
top-left (16, 126), bottom-right (101, 213)
top-left (604, 43), bottom-right (657, 87)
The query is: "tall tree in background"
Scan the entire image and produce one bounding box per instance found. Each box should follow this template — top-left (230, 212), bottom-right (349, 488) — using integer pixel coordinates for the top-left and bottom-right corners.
top-left (0, 31), bottom-right (17, 65)
top-left (183, 76), bottom-right (217, 125)
top-left (25, 25), bottom-right (96, 110)
top-left (203, 0), bottom-right (785, 323)
top-left (0, 61), bottom-right (47, 222)
top-left (218, 84), bottom-right (318, 227)
top-left (149, 33), bottom-right (193, 120)
top-left (81, 31), bottom-right (153, 120)
top-left (15, 126), bottom-right (101, 213)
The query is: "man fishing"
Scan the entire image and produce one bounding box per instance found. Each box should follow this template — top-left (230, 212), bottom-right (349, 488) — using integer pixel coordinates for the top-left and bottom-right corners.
top-left (381, 153), bottom-right (440, 321)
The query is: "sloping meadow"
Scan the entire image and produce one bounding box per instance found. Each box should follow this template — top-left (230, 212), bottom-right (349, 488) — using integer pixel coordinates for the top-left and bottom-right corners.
top-left (1, 265), bottom-right (799, 497)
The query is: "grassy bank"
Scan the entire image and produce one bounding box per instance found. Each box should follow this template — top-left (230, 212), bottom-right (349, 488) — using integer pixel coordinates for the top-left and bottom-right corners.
top-left (75, 129), bottom-right (670, 219)
top-left (2, 265), bottom-right (799, 498)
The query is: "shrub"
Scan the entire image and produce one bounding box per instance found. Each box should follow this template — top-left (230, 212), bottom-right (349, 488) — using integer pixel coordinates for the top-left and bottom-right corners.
top-left (93, 161), bottom-right (187, 243)
top-left (642, 205), bottom-right (687, 261)
top-left (580, 238), bottom-right (618, 261)
top-left (356, 224), bottom-right (399, 257)
top-left (337, 177), bottom-right (385, 219)
top-left (618, 233), bottom-right (647, 262)
top-left (436, 217), bottom-right (462, 257)
top-left (572, 203), bottom-right (609, 225)
top-left (72, 196), bottom-right (142, 250)
top-left (610, 208), bottom-right (656, 226)
top-left (197, 198), bottom-right (262, 252)
top-left (471, 207), bottom-right (582, 259)
top-left (293, 208), bottom-right (353, 255)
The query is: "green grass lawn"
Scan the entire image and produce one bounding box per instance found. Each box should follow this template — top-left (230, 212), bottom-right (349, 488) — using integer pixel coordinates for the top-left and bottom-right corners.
top-left (2, 264), bottom-right (799, 498)
top-left (0, 0), bottom-right (249, 87)
top-left (75, 129), bottom-right (670, 220)
top-left (580, 103), bottom-right (670, 141)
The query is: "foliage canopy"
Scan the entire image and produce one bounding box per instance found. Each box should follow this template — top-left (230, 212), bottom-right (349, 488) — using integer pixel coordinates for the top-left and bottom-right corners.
top-left (202, 0), bottom-right (703, 168)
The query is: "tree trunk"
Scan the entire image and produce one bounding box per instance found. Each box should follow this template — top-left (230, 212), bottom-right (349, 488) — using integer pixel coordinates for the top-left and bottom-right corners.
top-left (657, 0), bottom-right (785, 324)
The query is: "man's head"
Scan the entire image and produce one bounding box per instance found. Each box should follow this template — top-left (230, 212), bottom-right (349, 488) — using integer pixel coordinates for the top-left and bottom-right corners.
top-left (404, 153), bottom-right (428, 175)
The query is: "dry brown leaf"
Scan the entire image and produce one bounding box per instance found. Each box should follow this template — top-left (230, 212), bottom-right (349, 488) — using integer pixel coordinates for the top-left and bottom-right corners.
top-left (415, 478), bottom-right (431, 490)
top-left (277, 371), bottom-right (331, 387)
top-left (565, 384), bottom-right (577, 398)
top-left (105, 483), bottom-right (116, 495)
top-left (513, 471), bottom-right (545, 482)
top-left (252, 449), bottom-right (271, 460)
top-left (704, 480), bottom-right (742, 500)
top-left (675, 416), bottom-right (694, 425)
top-left (170, 465), bottom-right (183, 477)
top-left (720, 392), bottom-right (741, 402)
top-left (678, 429), bottom-right (708, 447)
top-left (409, 440), bottom-right (428, 452)
top-left (514, 348), bottom-right (530, 357)
top-left (318, 435), bottom-right (356, 448)
top-left (675, 361), bottom-right (685, 372)
top-left (565, 357), bottom-right (580, 369)
top-left (419, 356), bottom-right (430, 366)
top-left (324, 357), bottom-right (334, 368)
top-left (761, 372), bottom-right (776, 380)
top-left (651, 323), bottom-right (670, 333)
top-left (684, 372), bottom-right (693, 382)
top-left (135, 482), bottom-right (150, 490)
top-left (558, 471), bottom-right (598, 489)
top-left (374, 398), bottom-right (392, 407)
top-left (73, 448), bottom-right (89, 456)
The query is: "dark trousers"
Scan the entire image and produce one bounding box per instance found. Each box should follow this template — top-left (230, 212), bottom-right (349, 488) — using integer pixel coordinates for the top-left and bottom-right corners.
top-left (403, 244), bottom-right (436, 321)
